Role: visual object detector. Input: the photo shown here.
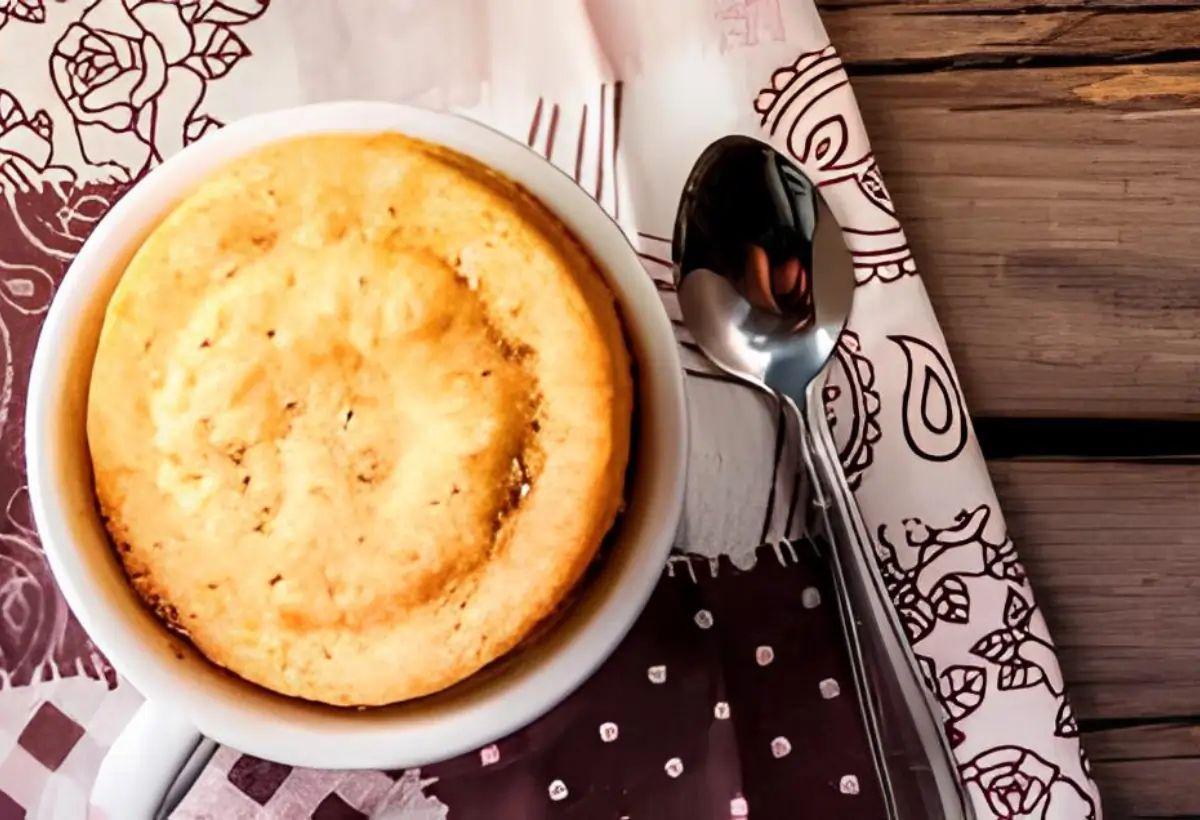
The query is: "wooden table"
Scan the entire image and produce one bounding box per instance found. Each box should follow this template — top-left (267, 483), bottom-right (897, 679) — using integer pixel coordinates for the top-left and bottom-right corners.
top-left (818, 1), bottom-right (1200, 815)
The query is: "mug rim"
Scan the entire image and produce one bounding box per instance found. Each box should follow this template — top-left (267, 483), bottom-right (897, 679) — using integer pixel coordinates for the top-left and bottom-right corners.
top-left (25, 100), bottom-right (687, 769)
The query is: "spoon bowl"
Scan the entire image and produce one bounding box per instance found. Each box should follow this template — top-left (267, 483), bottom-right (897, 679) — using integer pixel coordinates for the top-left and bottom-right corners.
top-left (672, 135), bottom-right (853, 402)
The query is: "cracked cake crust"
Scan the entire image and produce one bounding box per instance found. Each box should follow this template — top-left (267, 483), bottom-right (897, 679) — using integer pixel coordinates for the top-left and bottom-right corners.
top-left (86, 133), bottom-right (634, 706)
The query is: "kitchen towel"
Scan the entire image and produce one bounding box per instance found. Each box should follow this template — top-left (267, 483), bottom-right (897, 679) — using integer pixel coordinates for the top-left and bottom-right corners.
top-left (0, 0), bottom-right (1100, 818)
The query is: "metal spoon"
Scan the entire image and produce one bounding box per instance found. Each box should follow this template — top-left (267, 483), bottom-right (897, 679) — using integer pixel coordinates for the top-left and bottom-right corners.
top-left (672, 135), bottom-right (973, 820)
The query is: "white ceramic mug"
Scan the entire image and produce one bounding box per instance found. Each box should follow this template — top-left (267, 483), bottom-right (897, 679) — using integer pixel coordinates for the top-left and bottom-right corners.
top-left (25, 102), bottom-right (688, 819)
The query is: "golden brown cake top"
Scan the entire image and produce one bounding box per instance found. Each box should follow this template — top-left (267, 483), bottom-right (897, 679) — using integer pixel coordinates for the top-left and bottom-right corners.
top-left (87, 133), bottom-right (633, 706)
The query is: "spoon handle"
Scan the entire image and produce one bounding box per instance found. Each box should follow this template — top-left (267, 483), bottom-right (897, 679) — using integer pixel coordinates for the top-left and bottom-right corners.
top-left (795, 386), bottom-right (974, 820)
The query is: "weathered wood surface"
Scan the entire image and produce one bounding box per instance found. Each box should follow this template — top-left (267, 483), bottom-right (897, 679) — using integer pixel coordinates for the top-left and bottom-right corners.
top-left (1090, 749), bottom-right (1200, 818)
top-left (823, 0), bottom-right (1200, 813)
top-left (818, 2), bottom-right (1200, 418)
top-left (821, 0), bottom-right (1200, 13)
top-left (859, 62), bottom-right (1200, 419)
top-left (992, 461), bottom-right (1200, 721)
top-left (1085, 724), bottom-right (1200, 818)
top-left (992, 460), bottom-right (1200, 816)
top-left (824, 6), bottom-right (1200, 67)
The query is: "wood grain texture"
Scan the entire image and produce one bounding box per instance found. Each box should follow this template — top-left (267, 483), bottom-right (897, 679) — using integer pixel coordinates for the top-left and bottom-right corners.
top-left (848, 62), bottom-right (1200, 417)
top-left (823, 6), bottom-right (1200, 68)
top-left (1085, 723), bottom-right (1200, 817)
top-left (993, 460), bottom-right (1200, 816)
top-left (821, 0), bottom-right (1200, 11)
top-left (992, 460), bottom-right (1200, 722)
top-left (1084, 720), bottom-right (1200, 816)
top-left (1085, 721), bottom-right (1200, 761)
top-left (1090, 756), bottom-right (1200, 817)
top-left (806, 3), bottom-right (1200, 812)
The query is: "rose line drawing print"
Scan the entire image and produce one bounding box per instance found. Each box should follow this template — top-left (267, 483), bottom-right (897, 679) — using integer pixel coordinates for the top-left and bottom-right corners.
top-left (0, 0), bottom-right (273, 694)
top-left (48, 0), bottom-right (264, 182)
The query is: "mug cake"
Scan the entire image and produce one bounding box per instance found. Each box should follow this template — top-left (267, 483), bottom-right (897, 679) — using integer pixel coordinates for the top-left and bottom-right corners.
top-left (86, 133), bottom-right (634, 707)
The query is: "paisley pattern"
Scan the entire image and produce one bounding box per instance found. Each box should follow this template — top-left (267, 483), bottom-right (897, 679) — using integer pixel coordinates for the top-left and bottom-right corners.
top-left (758, 40), bottom-right (1100, 820)
top-left (822, 330), bottom-right (880, 490)
top-left (753, 46), bottom-right (918, 286)
top-left (891, 334), bottom-right (969, 463)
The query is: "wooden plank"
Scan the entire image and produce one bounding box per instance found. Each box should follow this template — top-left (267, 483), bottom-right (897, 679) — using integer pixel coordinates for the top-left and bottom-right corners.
top-left (1082, 723), bottom-right (1200, 816)
top-left (1083, 723), bottom-right (1200, 816)
top-left (1085, 721), bottom-right (1200, 761)
top-left (821, 0), bottom-right (1200, 11)
top-left (1086, 722), bottom-right (1200, 818)
top-left (822, 6), bottom-right (1200, 67)
top-left (995, 461), bottom-right (1200, 815)
top-left (989, 460), bottom-right (1200, 721)
top-left (1091, 757), bottom-right (1200, 817)
top-left (847, 62), bottom-right (1200, 417)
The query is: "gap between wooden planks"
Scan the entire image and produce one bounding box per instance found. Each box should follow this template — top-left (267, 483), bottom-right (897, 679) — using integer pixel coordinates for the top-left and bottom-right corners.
top-left (991, 460), bottom-right (1200, 817)
top-left (812, 2), bottom-right (1200, 418)
top-left (812, 2), bottom-right (1200, 813)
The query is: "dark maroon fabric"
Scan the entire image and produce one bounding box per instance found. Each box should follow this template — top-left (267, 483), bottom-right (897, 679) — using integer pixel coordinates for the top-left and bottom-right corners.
top-left (311, 793), bottom-right (369, 820)
top-left (0, 787), bottom-right (25, 820)
top-left (419, 545), bottom-right (884, 819)
top-left (0, 179), bottom-right (124, 692)
top-left (227, 755), bottom-right (295, 806)
top-left (17, 702), bottom-right (85, 771)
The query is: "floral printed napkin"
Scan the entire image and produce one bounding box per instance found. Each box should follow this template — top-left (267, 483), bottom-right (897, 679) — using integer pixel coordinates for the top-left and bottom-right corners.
top-left (0, 0), bottom-right (1101, 817)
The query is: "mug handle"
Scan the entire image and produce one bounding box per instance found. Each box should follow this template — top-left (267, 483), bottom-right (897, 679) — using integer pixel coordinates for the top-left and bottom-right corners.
top-left (91, 700), bottom-right (211, 820)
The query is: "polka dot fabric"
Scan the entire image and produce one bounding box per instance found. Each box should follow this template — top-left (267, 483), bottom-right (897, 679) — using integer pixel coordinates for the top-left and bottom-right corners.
top-left (185, 545), bottom-right (884, 819)
top-left (451, 544), bottom-right (884, 818)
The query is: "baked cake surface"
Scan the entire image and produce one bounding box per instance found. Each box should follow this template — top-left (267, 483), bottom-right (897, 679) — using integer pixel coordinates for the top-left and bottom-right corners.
top-left (86, 133), bottom-right (633, 706)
